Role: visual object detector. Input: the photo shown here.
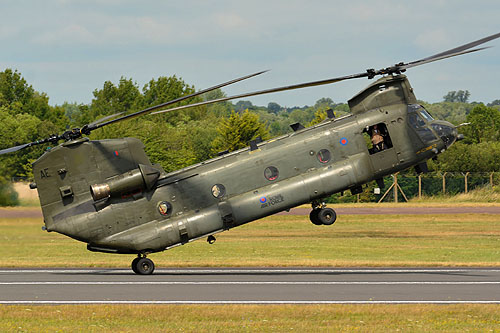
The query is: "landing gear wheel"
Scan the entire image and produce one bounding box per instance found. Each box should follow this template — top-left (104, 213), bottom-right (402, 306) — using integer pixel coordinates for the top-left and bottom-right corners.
top-left (309, 209), bottom-right (322, 225)
top-left (132, 257), bottom-right (155, 275)
top-left (131, 257), bottom-right (141, 274)
top-left (317, 207), bottom-right (336, 225)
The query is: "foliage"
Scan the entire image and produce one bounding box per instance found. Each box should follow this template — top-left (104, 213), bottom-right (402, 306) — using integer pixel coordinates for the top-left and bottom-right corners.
top-left (267, 102), bottom-right (282, 114)
top-left (0, 177), bottom-right (18, 206)
top-left (420, 101), bottom-right (471, 125)
top-left (4, 67), bottom-right (500, 206)
top-left (211, 109), bottom-right (269, 153)
top-left (461, 104), bottom-right (500, 143)
top-left (443, 90), bottom-right (470, 103)
top-left (432, 141), bottom-right (500, 172)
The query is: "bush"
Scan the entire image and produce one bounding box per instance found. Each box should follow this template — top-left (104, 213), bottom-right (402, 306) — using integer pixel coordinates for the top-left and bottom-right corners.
top-left (0, 179), bottom-right (19, 206)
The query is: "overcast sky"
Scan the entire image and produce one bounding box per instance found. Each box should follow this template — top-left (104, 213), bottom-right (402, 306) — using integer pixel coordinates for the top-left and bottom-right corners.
top-left (1, 0), bottom-right (499, 107)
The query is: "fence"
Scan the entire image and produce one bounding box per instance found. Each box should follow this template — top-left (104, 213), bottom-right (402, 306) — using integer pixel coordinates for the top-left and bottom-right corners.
top-left (377, 172), bottom-right (500, 203)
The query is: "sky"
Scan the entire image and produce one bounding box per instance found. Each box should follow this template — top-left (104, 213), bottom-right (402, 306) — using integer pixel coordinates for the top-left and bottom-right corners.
top-left (1, 0), bottom-right (499, 108)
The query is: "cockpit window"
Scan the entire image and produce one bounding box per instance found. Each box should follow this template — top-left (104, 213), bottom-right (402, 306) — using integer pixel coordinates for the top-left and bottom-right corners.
top-left (408, 105), bottom-right (437, 143)
top-left (408, 113), bottom-right (426, 128)
top-left (419, 109), bottom-right (434, 122)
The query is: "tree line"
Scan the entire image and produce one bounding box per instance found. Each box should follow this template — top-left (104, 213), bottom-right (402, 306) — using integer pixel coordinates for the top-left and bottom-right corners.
top-left (1, 68), bottom-right (500, 204)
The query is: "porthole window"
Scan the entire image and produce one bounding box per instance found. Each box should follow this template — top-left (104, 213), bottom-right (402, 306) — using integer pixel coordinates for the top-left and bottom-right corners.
top-left (317, 149), bottom-right (331, 163)
top-left (211, 184), bottom-right (226, 198)
top-left (264, 166), bottom-right (279, 181)
top-left (157, 201), bottom-right (172, 216)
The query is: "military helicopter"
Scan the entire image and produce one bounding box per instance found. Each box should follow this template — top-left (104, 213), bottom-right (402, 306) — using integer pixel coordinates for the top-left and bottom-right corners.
top-left (1, 32), bottom-right (499, 274)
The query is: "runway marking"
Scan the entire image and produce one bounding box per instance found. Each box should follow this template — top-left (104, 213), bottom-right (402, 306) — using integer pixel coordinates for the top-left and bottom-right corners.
top-left (1, 300), bottom-right (500, 304)
top-left (0, 281), bottom-right (499, 285)
top-left (1, 268), bottom-right (500, 274)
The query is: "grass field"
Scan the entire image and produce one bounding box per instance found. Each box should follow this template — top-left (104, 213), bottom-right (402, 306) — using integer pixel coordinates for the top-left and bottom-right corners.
top-left (0, 304), bottom-right (499, 332)
top-left (0, 208), bottom-right (499, 267)
top-left (1, 205), bottom-right (499, 331)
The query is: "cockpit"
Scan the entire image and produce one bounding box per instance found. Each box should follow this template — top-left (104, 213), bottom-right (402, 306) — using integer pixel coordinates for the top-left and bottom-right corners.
top-left (407, 104), bottom-right (457, 148)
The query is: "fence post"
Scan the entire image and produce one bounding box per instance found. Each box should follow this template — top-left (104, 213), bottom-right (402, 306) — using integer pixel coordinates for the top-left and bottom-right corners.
top-left (491, 172), bottom-right (494, 188)
top-left (418, 174), bottom-right (422, 199)
top-left (394, 173), bottom-right (398, 203)
top-left (464, 172), bottom-right (470, 193)
top-left (442, 172), bottom-right (447, 195)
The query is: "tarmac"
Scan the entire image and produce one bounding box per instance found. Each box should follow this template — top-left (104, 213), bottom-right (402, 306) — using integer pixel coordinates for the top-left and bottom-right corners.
top-left (0, 268), bottom-right (499, 304)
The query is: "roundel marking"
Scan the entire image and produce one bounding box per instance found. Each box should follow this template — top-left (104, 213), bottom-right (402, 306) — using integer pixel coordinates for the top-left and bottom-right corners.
top-left (260, 197), bottom-right (267, 203)
top-left (340, 137), bottom-right (348, 146)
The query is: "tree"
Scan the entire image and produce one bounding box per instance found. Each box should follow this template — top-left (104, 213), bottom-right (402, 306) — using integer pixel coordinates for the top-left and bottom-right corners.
top-left (267, 102), bottom-right (281, 114)
top-left (0, 69), bottom-right (67, 128)
top-left (488, 99), bottom-right (500, 107)
top-left (443, 90), bottom-right (470, 103)
top-left (432, 141), bottom-right (500, 172)
top-left (88, 77), bottom-right (142, 124)
top-left (234, 100), bottom-right (254, 112)
top-left (211, 110), bottom-right (269, 153)
top-left (462, 104), bottom-right (500, 143)
top-left (0, 107), bottom-right (46, 179)
top-left (314, 97), bottom-right (335, 109)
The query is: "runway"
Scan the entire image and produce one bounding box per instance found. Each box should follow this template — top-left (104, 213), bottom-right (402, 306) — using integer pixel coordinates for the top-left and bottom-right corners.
top-left (1, 268), bottom-right (499, 304)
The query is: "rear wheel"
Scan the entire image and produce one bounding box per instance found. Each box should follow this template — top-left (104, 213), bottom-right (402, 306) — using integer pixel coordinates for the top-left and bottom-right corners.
top-left (132, 257), bottom-right (155, 275)
top-left (309, 209), bottom-right (322, 225)
top-left (317, 208), bottom-right (336, 225)
top-left (131, 257), bottom-right (140, 274)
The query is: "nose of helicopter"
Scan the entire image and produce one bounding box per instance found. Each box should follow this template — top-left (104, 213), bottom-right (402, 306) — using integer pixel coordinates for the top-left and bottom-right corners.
top-left (431, 121), bottom-right (458, 148)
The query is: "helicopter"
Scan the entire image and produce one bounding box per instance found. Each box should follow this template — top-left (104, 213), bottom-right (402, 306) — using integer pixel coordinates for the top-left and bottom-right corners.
top-left (1, 32), bottom-right (499, 274)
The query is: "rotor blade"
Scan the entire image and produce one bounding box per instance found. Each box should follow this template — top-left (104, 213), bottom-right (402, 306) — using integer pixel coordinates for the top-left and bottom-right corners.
top-left (151, 71), bottom-right (371, 116)
top-left (394, 32), bottom-right (500, 73)
top-left (85, 70), bottom-right (269, 133)
top-left (0, 143), bottom-right (33, 155)
top-left (153, 33), bottom-right (500, 116)
top-left (417, 32), bottom-right (500, 64)
top-left (88, 112), bottom-right (125, 127)
top-left (401, 47), bottom-right (491, 71)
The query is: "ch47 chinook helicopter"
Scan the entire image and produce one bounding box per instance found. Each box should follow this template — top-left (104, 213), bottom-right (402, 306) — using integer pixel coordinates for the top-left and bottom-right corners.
top-left (1, 32), bottom-right (499, 274)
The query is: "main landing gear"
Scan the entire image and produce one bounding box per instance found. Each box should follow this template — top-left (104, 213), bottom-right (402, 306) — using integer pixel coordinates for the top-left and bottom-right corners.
top-left (132, 254), bottom-right (155, 275)
top-left (310, 201), bottom-right (337, 226)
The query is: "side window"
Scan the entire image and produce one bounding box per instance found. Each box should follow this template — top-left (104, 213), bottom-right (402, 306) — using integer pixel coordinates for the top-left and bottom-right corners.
top-left (211, 184), bottom-right (226, 198)
top-left (363, 123), bottom-right (393, 155)
top-left (317, 149), bottom-right (331, 163)
top-left (264, 166), bottom-right (279, 181)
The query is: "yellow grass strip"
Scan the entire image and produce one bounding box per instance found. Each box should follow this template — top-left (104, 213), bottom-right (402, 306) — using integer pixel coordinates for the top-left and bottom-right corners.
top-left (0, 304), bottom-right (499, 332)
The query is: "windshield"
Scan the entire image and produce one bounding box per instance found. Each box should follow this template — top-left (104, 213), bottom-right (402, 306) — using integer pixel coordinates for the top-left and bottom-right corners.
top-left (407, 104), bottom-right (437, 142)
top-left (419, 109), bottom-right (434, 121)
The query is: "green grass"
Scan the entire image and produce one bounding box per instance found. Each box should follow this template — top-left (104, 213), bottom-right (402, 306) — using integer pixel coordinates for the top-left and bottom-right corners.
top-left (1, 207), bottom-right (499, 332)
top-left (410, 186), bottom-right (500, 203)
top-left (1, 208), bottom-right (499, 267)
top-left (0, 304), bottom-right (499, 332)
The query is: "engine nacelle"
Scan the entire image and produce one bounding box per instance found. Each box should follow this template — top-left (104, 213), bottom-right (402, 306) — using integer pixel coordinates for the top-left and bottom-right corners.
top-left (90, 164), bottom-right (161, 201)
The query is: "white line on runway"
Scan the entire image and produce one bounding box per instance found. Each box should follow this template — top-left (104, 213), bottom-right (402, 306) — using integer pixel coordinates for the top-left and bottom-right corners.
top-left (1, 300), bottom-right (500, 304)
top-left (0, 281), bottom-right (499, 285)
top-left (1, 268), bottom-right (500, 274)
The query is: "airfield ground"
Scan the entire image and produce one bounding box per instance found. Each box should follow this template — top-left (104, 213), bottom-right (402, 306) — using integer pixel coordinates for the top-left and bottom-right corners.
top-left (0, 304), bottom-right (499, 332)
top-left (0, 205), bottom-right (499, 267)
top-left (0, 204), bottom-right (499, 331)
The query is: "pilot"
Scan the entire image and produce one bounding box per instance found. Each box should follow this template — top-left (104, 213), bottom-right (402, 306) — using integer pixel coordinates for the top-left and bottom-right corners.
top-left (371, 124), bottom-right (386, 152)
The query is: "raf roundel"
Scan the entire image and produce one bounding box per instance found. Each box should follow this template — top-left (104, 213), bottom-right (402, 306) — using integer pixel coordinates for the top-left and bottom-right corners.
top-left (340, 137), bottom-right (348, 146)
top-left (259, 197), bottom-right (267, 203)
